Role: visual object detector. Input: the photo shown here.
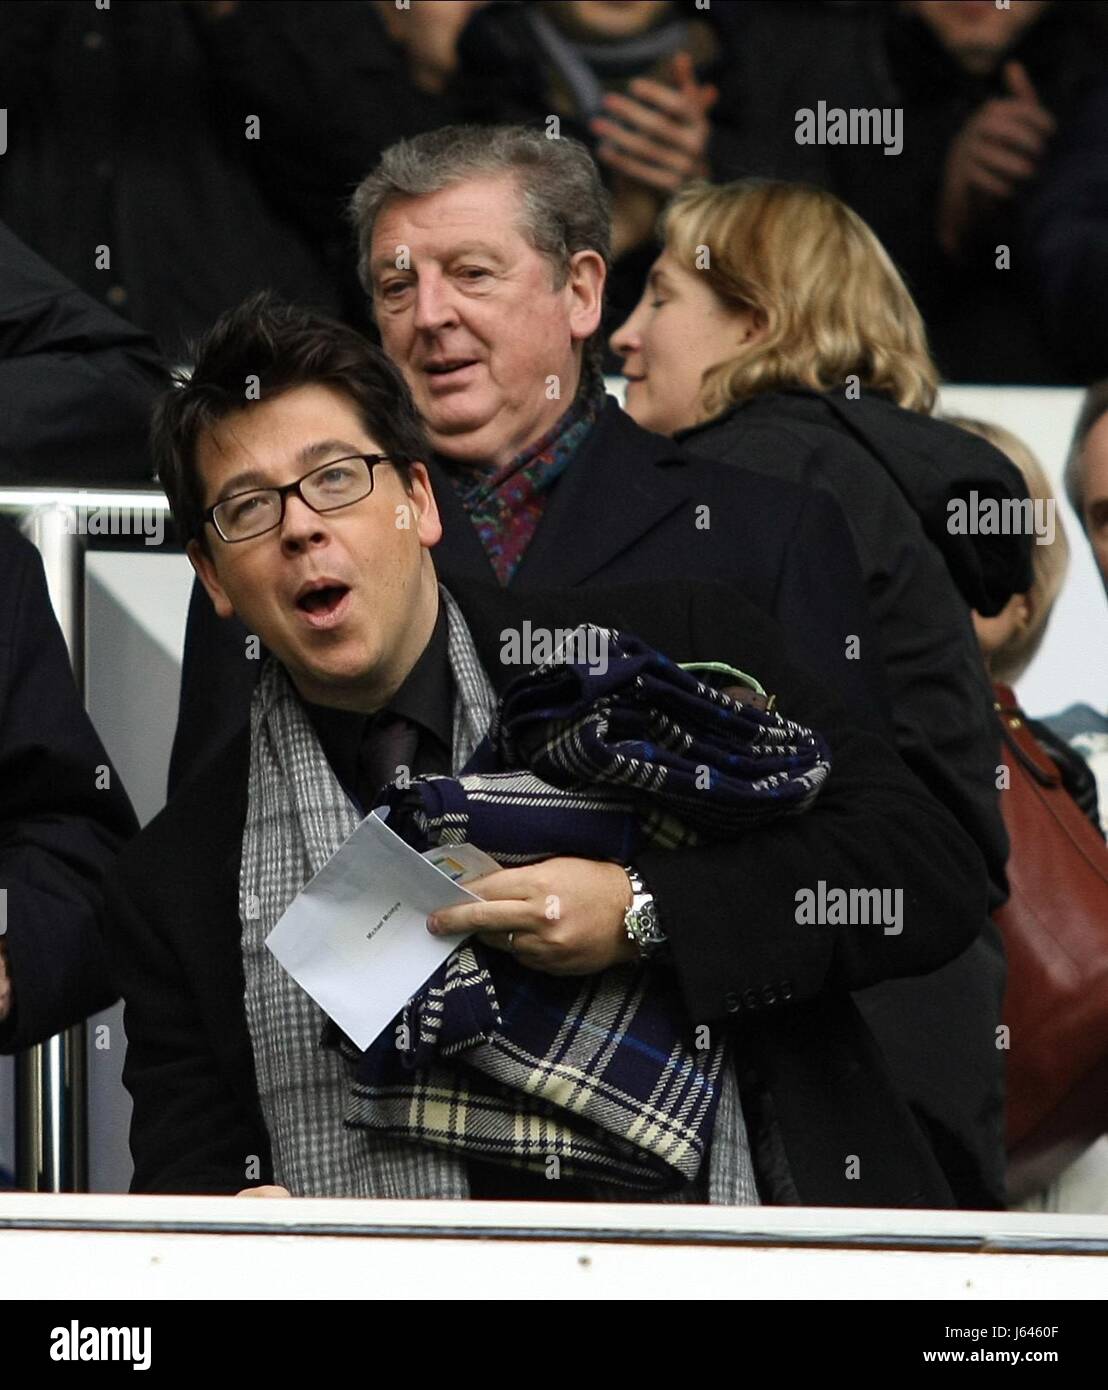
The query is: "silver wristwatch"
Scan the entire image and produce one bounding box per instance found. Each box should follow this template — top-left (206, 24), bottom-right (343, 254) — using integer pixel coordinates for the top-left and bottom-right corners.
top-left (623, 866), bottom-right (667, 960)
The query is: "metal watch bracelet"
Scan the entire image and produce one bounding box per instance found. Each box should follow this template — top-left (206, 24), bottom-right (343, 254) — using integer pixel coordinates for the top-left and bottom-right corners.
top-left (623, 866), bottom-right (668, 960)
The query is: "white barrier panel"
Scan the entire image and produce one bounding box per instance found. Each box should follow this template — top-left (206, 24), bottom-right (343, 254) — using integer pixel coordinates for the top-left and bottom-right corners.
top-left (1, 1196), bottom-right (1106, 1300)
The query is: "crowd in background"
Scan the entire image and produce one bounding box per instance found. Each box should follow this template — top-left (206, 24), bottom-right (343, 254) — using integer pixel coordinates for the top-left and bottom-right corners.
top-left (4, 0), bottom-right (1108, 395)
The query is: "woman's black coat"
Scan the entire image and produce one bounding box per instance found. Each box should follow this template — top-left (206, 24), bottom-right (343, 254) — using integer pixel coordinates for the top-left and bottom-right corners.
top-left (677, 387), bottom-right (1035, 1208)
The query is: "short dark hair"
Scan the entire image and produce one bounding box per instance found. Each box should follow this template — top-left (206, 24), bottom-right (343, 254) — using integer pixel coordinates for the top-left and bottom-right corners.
top-left (350, 124), bottom-right (612, 383)
top-left (152, 292), bottom-right (432, 550)
top-left (1065, 379), bottom-right (1108, 532)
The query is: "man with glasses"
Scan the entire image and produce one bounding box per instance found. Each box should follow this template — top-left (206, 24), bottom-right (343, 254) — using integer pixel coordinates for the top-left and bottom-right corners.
top-left (205, 454), bottom-right (391, 546)
top-left (102, 292), bottom-right (987, 1206)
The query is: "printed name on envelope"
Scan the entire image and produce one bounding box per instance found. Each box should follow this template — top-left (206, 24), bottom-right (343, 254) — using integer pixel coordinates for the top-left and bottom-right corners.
top-left (265, 811), bottom-right (501, 1050)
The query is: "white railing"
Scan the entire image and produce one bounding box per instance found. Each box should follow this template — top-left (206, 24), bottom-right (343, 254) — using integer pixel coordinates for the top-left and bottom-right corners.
top-left (2, 1195), bottom-right (1107, 1296)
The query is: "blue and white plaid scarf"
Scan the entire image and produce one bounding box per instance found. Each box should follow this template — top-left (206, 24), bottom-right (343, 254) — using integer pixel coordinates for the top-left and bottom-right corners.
top-left (334, 627), bottom-right (830, 1192)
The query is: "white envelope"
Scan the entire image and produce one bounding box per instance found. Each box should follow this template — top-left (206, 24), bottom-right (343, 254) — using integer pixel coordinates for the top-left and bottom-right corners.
top-left (265, 811), bottom-right (497, 1050)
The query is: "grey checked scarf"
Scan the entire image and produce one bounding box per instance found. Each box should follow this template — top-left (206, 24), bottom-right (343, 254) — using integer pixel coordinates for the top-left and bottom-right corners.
top-left (240, 587), bottom-right (757, 1203)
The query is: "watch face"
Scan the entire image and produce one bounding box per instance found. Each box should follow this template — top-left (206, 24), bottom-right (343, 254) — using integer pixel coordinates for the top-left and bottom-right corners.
top-left (631, 902), bottom-right (663, 942)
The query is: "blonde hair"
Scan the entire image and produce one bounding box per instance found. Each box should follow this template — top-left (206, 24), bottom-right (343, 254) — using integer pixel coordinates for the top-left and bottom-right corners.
top-left (949, 417), bottom-right (1070, 686)
top-left (660, 179), bottom-right (939, 420)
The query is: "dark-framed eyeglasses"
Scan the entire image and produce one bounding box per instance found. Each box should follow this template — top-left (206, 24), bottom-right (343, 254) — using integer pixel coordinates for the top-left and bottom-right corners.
top-left (203, 453), bottom-right (406, 543)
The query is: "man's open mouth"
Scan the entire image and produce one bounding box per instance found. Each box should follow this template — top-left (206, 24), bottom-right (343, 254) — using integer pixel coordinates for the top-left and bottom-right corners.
top-left (424, 359), bottom-right (478, 378)
top-left (294, 582), bottom-right (352, 628)
top-left (297, 585), bottom-right (347, 613)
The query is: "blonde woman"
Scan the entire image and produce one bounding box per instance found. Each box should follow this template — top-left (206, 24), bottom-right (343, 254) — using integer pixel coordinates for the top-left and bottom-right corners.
top-left (609, 178), bottom-right (939, 435)
top-left (611, 178), bottom-right (1038, 1212)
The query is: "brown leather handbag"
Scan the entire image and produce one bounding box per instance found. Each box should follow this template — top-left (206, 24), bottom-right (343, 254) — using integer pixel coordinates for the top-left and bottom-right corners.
top-left (993, 684), bottom-right (1108, 1201)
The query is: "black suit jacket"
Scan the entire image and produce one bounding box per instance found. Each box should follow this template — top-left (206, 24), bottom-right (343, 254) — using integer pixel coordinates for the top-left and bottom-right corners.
top-left (106, 576), bottom-right (988, 1207)
top-left (169, 399), bottom-right (890, 789)
top-left (0, 521), bottom-right (138, 1052)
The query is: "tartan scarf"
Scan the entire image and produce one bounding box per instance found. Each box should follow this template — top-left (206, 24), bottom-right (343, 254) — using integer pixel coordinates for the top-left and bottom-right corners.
top-left (450, 374), bottom-right (606, 585)
top-left (336, 627), bottom-right (831, 1192)
top-left (491, 628), bottom-right (832, 834)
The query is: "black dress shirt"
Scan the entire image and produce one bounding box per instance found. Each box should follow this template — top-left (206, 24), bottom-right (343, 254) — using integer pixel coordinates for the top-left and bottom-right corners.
top-left (303, 604), bottom-right (454, 814)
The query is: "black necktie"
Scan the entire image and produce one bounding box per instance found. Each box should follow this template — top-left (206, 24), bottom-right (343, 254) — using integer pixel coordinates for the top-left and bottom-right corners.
top-left (357, 711), bottom-right (420, 809)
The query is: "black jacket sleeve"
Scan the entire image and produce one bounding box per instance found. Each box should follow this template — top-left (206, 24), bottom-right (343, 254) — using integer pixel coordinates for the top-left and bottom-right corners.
top-left (633, 587), bottom-right (988, 1027)
top-left (864, 530), bottom-right (1009, 909)
top-left (168, 579), bottom-right (258, 797)
top-left (768, 486), bottom-right (894, 741)
top-left (0, 524), bottom-right (138, 1053)
top-left (795, 425), bottom-right (1010, 910)
top-left (0, 221), bottom-right (167, 485)
top-left (104, 727), bottom-right (274, 1196)
top-left (102, 854), bottom-right (273, 1196)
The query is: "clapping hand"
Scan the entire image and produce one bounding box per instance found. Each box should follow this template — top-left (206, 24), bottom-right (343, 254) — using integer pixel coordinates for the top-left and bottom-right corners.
top-left (591, 51), bottom-right (718, 194)
top-left (937, 60), bottom-right (1055, 256)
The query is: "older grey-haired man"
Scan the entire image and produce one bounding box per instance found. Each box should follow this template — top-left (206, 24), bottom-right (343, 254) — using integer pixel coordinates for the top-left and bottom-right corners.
top-left (170, 124), bottom-right (886, 783)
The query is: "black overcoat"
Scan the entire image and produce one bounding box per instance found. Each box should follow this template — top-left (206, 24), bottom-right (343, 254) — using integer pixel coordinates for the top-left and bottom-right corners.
top-left (0, 522), bottom-right (138, 1053)
top-left (106, 576), bottom-right (988, 1208)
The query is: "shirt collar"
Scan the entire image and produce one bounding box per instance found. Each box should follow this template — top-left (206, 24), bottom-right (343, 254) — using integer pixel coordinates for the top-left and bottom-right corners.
top-left (302, 601), bottom-right (454, 790)
top-left (443, 370), bottom-right (607, 499)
